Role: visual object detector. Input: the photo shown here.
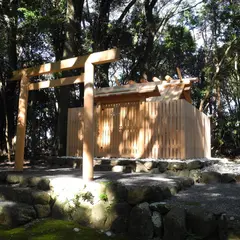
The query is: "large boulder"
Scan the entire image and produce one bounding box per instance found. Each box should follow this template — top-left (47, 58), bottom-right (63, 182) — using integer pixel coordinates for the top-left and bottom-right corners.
top-left (158, 162), bottom-right (168, 172)
top-left (112, 165), bottom-right (131, 173)
top-left (90, 202), bottom-right (109, 229)
top-left (0, 172), bottom-right (8, 183)
top-left (187, 160), bottom-right (203, 170)
top-left (71, 206), bottom-right (92, 225)
top-left (51, 200), bottom-right (72, 220)
top-left (27, 177), bottom-right (41, 187)
top-left (6, 174), bottom-right (24, 184)
top-left (110, 202), bottom-right (132, 234)
top-left (163, 207), bottom-right (187, 240)
top-left (0, 202), bottom-right (36, 228)
top-left (34, 204), bottom-right (51, 218)
top-left (152, 211), bottom-right (163, 237)
top-left (186, 207), bottom-right (218, 238)
top-left (150, 168), bottom-right (160, 174)
top-left (149, 202), bottom-right (171, 215)
top-left (105, 182), bottom-right (128, 203)
top-left (221, 173), bottom-right (236, 183)
top-left (189, 169), bottom-right (202, 182)
top-left (32, 191), bottom-right (51, 205)
top-left (168, 162), bottom-right (187, 171)
top-left (37, 178), bottom-right (51, 191)
top-left (13, 188), bottom-right (33, 204)
top-left (127, 186), bottom-right (150, 204)
top-left (128, 202), bottom-right (154, 240)
top-left (178, 169), bottom-right (190, 178)
top-left (181, 177), bottom-right (194, 189)
top-left (201, 171), bottom-right (222, 184)
top-left (127, 185), bottom-right (171, 205)
top-left (144, 161), bottom-right (158, 171)
top-left (135, 161), bottom-right (149, 173)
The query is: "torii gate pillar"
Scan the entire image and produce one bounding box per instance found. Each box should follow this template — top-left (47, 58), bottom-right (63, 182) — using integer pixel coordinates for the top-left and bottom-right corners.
top-left (83, 63), bottom-right (94, 181)
top-left (10, 48), bottom-right (119, 181)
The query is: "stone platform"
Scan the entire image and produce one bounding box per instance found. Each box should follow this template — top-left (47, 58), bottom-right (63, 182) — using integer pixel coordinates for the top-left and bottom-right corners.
top-left (1, 157), bottom-right (240, 239)
top-left (2, 156), bottom-right (236, 184)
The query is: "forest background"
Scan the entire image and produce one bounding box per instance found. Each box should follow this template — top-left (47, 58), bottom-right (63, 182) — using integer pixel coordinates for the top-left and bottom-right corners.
top-left (0, 0), bottom-right (239, 160)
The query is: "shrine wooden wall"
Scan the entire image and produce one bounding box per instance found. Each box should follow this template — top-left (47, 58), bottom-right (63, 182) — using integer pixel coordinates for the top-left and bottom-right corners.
top-left (67, 100), bottom-right (211, 159)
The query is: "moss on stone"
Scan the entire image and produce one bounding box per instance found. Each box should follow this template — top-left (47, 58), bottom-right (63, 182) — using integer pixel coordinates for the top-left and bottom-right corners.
top-left (229, 232), bottom-right (240, 240)
top-left (0, 219), bottom-right (127, 240)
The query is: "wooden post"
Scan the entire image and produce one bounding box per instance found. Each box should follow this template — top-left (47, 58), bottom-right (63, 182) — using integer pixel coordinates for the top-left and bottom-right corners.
top-left (83, 63), bottom-right (94, 181)
top-left (10, 48), bottom-right (119, 177)
top-left (176, 67), bottom-right (183, 83)
top-left (15, 72), bottom-right (29, 171)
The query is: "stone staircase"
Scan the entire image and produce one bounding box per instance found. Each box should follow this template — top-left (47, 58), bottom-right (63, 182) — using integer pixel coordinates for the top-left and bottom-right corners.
top-left (0, 173), bottom-right (52, 228)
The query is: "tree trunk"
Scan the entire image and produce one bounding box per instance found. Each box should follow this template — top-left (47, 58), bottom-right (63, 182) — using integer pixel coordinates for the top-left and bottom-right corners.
top-left (56, 0), bottom-right (84, 156)
top-left (5, 0), bottom-right (18, 158)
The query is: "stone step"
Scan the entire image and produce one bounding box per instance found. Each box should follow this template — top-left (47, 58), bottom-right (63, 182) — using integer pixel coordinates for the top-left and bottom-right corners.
top-left (0, 200), bottom-right (37, 228)
top-left (0, 185), bottom-right (52, 205)
top-left (94, 164), bottom-right (113, 171)
top-left (0, 173), bottom-right (50, 191)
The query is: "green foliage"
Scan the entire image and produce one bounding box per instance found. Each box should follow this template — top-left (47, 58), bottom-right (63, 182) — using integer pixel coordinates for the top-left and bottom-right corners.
top-left (78, 191), bottom-right (94, 204)
top-left (99, 193), bottom-right (108, 202)
top-left (18, 7), bottom-right (38, 20)
top-left (0, 219), bottom-right (126, 240)
top-left (0, 0), bottom-right (239, 158)
top-left (75, 192), bottom-right (94, 205)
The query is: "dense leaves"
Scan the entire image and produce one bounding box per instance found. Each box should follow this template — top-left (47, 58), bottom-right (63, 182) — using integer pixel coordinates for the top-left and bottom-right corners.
top-left (0, 0), bottom-right (239, 159)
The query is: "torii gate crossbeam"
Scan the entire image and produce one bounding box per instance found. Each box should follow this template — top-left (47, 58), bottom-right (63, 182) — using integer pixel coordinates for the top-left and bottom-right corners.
top-left (9, 48), bottom-right (119, 181)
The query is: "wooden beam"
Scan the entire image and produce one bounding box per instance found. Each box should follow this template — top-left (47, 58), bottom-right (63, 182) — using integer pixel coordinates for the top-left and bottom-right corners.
top-left (127, 80), bottom-right (136, 85)
top-left (28, 74), bottom-right (84, 90)
top-left (11, 48), bottom-right (120, 80)
top-left (152, 77), bottom-right (162, 83)
top-left (140, 78), bottom-right (148, 83)
top-left (165, 75), bottom-right (173, 83)
top-left (176, 67), bottom-right (183, 83)
top-left (114, 76), bottom-right (121, 86)
top-left (15, 72), bottom-right (29, 171)
top-left (183, 90), bottom-right (192, 103)
top-left (82, 63), bottom-right (94, 181)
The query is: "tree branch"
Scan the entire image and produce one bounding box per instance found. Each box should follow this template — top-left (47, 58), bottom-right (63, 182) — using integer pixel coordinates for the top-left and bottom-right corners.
top-left (117, 0), bottom-right (137, 23)
top-left (199, 37), bottom-right (237, 111)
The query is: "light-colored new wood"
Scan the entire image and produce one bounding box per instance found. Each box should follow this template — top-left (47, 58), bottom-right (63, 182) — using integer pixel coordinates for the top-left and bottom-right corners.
top-left (183, 89), bottom-right (192, 103)
top-left (176, 67), bottom-right (183, 83)
top-left (28, 74), bottom-right (84, 90)
top-left (127, 80), bottom-right (136, 84)
top-left (12, 48), bottom-right (119, 181)
top-left (140, 78), bottom-right (148, 83)
top-left (67, 100), bottom-right (211, 160)
top-left (11, 49), bottom-right (120, 80)
top-left (14, 72), bottom-right (29, 170)
top-left (152, 77), bottom-right (162, 83)
top-left (165, 75), bottom-right (172, 83)
top-left (82, 63), bottom-right (94, 181)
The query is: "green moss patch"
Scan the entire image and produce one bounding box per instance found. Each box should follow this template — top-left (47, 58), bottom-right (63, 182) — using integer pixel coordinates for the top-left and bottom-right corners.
top-left (229, 232), bottom-right (240, 240)
top-left (0, 219), bottom-right (127, 240)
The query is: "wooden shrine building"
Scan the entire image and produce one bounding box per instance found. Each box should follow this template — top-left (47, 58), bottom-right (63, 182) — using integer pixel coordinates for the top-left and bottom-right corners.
top-left (67, 78), bottom-right (211, 160)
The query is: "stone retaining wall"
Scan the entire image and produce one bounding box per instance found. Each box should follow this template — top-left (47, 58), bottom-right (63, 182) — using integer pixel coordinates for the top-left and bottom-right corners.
top-left (0, 157), bottom-right (237, 239)
top-left (42, 157), bottom-right (238, 184)
top-left (48, 176), bottom-right (227, 240)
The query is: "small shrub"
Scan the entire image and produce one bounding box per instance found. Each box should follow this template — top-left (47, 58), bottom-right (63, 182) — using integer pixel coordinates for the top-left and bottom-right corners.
top-left (79, 192), bottom-right (94, 204)
top-left (99, 193), bottom-right (108, 202)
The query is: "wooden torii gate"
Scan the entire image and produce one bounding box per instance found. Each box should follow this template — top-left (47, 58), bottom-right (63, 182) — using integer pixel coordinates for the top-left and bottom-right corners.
top-left (10, 48), bottom-right (119, 181)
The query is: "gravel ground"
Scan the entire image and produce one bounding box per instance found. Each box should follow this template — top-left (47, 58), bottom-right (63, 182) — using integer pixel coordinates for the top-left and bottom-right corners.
top-left (164, 183), bottom-right (240, 230)
top-left (203, 158), bottom-right (240, 175)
